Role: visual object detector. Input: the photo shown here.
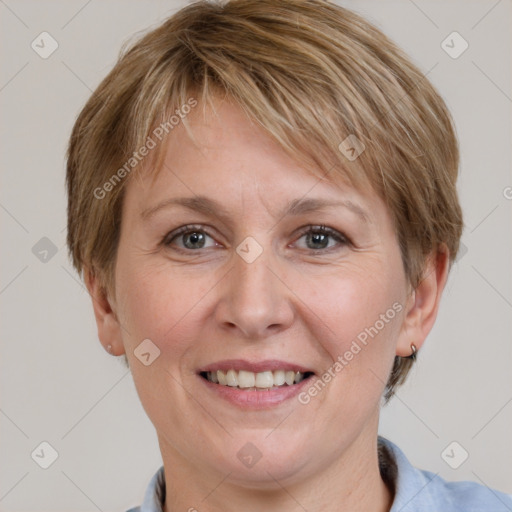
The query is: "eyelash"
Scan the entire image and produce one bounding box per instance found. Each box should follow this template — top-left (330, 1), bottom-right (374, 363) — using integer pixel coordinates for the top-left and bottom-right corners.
top-left (162, 224), bottom-right (350, 254)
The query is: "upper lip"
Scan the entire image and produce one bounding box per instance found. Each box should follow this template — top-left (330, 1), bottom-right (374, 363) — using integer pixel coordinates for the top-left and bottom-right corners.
top-left (198, 359), bottom-right (316, 375)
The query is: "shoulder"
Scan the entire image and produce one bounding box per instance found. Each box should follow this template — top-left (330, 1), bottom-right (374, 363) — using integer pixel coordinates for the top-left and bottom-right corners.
top-left (379, 437), bottom-right (512, 512)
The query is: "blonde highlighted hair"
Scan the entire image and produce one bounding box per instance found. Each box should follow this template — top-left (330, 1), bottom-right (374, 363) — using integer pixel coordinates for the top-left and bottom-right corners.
top-left (66, 0), bottom-right (463, 401)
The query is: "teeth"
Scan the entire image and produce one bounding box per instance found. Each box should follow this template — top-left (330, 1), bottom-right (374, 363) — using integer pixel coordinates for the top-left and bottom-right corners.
top-left (226, 369), bottom-right (238, 387)
top-left (238, 370), bottom-right (255, 388)
top-left (273, 370), bottom-right (285, 386)
top-left (205, 369), bottom-right (309, 389)
top-left (285, 371), bottom-right (295, 385)
top-left (255, 371), bottom-right (273, 388)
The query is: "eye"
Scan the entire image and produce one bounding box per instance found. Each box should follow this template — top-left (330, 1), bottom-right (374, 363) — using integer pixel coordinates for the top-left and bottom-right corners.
top-left (162, 224), bottom-right (349, 253)
top-left (163, 224), bottom-right (219, 251)
top-left (294, 225), bottom-right (349, 252)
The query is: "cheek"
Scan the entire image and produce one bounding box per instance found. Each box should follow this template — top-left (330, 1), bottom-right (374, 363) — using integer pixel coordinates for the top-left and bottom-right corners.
top-left (304, 269), bottom-right (402, 394)
top-left (304, 263), bottom-right (401, 342)
top-left (115, 259), bottom-right (209, 354)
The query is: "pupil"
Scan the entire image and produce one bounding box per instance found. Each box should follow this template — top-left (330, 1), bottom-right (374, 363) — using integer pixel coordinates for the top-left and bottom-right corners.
top-left (185, 232), bottom-right (204, 249)
top-left (309, 233), bottom-right (328, 249)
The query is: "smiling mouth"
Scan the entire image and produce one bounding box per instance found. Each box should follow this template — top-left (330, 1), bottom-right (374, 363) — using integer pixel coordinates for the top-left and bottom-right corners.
top-left (199, 369), bottom-right (315, 391)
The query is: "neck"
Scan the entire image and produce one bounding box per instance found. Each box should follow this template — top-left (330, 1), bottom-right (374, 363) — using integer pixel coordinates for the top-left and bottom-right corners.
top-left (159, 427), bottom-right (393, 512)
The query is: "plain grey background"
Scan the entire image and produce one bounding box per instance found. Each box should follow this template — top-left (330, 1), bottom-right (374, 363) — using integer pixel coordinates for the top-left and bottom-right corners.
top-left (1, 0), bottom-right (511, 510)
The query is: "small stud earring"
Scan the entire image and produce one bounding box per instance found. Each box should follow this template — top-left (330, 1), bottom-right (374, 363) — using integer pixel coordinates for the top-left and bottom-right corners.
top-left (107, 344), bottom-right (112, 354)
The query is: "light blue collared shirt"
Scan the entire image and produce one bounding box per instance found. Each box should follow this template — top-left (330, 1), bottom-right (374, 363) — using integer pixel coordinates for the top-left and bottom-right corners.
top-left (127, 437), bottom-right (512, 511)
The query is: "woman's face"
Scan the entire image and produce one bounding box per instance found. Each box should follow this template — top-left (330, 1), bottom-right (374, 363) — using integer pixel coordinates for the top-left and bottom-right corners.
top-left (112, 96), bottom-right (412, 485)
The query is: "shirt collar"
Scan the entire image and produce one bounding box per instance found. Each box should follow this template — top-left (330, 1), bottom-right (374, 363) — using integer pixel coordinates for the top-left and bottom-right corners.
top-left (138, 465), bottom-right (165, 512)
top-left (378, 436), bottom-right (439, 511)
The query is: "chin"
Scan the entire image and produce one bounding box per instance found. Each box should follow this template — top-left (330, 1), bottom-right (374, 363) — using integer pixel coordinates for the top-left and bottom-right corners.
top-left (203, 434), bottom-right (314, 487)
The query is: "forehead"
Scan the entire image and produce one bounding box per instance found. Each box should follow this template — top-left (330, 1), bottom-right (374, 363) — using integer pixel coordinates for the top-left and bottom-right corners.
top-left (124, 95), bottom-right (383, 224)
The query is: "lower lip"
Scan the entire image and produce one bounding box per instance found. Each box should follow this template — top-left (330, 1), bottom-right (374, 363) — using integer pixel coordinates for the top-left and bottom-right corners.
top-left (199, 374), bottom-right (314, 410)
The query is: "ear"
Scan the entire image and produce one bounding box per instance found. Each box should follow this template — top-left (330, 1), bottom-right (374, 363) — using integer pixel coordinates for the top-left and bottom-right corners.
top-left (396, 244), bottom-right (450, 357)
top-left (83, 266), bottom-right (125, 356)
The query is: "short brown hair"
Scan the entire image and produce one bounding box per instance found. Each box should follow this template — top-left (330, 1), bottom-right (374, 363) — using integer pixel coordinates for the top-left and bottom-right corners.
top-left (66, 0), bottom-right (463, 401)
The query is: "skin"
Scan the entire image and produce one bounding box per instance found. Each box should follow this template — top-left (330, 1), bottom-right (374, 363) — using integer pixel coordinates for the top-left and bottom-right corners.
top-left (86, 94), bottom-right (449, 512)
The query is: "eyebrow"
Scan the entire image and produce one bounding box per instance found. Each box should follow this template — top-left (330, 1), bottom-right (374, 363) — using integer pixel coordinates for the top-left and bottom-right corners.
top-left (140, 195), bottom-right (371, 224)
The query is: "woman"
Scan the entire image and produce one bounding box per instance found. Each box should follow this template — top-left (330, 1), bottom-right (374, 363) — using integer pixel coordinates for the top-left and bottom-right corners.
top-left (65, 0), bottom-right (512, 510)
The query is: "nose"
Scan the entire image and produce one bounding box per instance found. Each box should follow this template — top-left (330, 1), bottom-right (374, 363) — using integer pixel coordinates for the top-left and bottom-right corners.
top-left (214, 240), bottom-right (294, 340)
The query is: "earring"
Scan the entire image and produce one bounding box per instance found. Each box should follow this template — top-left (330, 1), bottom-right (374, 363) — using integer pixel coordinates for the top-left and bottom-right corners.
top-left (409, 343), bottom-right (417, 359)
top-left (107, 344), bottom-right (112, 354)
